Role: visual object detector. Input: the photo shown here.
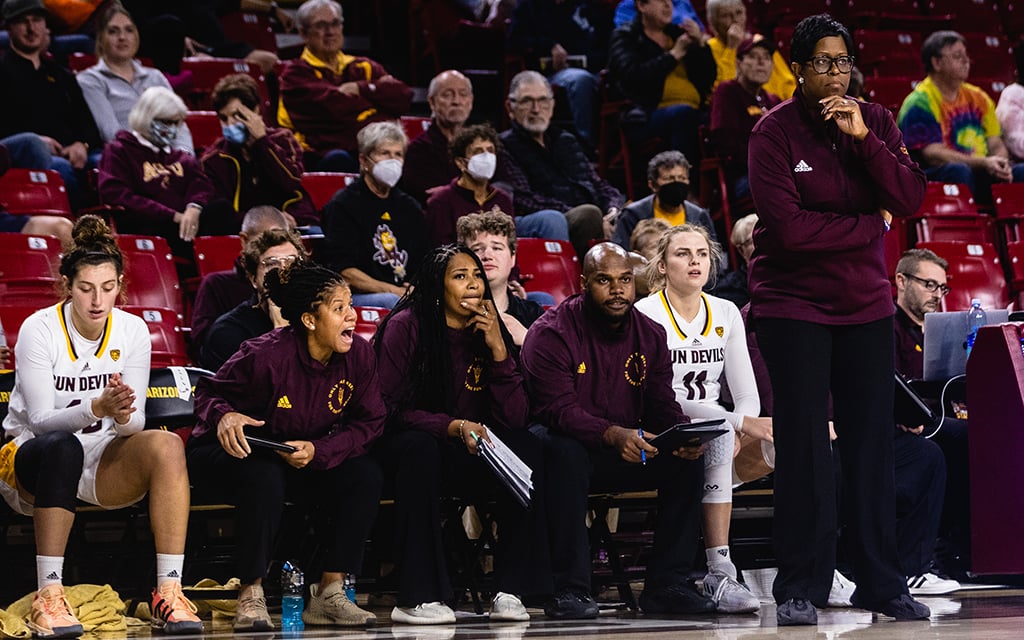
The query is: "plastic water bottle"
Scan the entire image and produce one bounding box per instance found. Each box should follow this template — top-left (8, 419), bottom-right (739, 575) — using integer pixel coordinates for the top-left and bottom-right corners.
top-left (280, 561), bottom-right (304, 630)
top-left (0, 316), bottom-right (6, 348)
top-left (966, 298), bottom-right (987, 358)
top-left (343, 574), bottom-right (356, 604)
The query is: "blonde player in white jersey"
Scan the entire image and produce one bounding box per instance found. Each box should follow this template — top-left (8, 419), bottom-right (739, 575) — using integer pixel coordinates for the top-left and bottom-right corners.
top-left (0, 216), bottom-right (201, 639)
top-left (635, 223), bottom-right (773, 614)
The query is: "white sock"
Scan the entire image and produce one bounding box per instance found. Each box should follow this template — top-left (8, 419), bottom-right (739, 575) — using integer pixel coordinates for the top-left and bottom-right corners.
top-left (37, 555), bottom-right (64, 590)
top-left (706, 546), bottom-right (737, 579)
top-left (156, 553), bottom-right (185, 587)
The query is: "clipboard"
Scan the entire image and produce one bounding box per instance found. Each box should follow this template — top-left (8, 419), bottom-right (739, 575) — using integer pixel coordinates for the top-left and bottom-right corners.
top-left (649, 419), bottom-right (729, 452)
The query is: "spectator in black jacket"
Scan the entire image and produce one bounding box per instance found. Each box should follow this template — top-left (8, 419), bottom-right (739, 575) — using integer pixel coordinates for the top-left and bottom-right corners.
top-left (608, 0), bottom-right (716, 164)
top-left (497, 71), bottom-right (619, 260)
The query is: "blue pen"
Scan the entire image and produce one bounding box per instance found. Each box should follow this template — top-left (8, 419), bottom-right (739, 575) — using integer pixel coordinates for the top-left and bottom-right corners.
top-left (638, 427), bottom-right (646, 465)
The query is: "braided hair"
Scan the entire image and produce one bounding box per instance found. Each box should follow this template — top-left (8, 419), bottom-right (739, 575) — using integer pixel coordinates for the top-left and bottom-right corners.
top-left (263, 262), bottom-right (347, 333)
top-left (374, 244), bottom-right (515, 415)
top-left (59, 215), bottom-right (124, 292)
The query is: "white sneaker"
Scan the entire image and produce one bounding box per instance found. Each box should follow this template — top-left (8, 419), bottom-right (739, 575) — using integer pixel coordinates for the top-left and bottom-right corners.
top-left (703, 572), bottom-right (760, 614)
top-left (908, 572), bottom-right (961, 596)
top-left (828, 570), bottom-right (856, 607)
top-left (391, 602), bottom-right (456, 625)
top-left (489, 592), bottom-right (529, 622)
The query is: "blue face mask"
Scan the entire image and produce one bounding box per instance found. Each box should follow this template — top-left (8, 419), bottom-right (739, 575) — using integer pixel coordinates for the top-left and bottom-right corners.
top-left (149, 120), bottom-right (179, 148)
top-left (222, 122), bottom-right (248, 145)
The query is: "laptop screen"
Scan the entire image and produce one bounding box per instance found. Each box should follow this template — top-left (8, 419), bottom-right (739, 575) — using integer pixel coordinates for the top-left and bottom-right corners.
top-left (922, 309), bottom-right (1009, 381)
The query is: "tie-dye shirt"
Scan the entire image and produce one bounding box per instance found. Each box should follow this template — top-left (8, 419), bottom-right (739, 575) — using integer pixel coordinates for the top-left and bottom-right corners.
top-left (897, 76), bottom-right (1000, 158)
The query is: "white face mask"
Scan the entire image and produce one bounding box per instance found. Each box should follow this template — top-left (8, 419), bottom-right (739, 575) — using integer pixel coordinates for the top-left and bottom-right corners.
top-left (466, 151), bottom-right (496, 181)
top-left (371, 158), bottom-right (403, 188)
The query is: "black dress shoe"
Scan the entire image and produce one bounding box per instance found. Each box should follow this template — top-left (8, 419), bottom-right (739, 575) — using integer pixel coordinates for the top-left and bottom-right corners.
top-left (777, 597), bottom-right (817, 626)
top-left (638, 582), bottom-right (716, 614)
top-left (852, 592), bottom-right (931, 620)
top-left (543, 589), bottom-right (599, 619)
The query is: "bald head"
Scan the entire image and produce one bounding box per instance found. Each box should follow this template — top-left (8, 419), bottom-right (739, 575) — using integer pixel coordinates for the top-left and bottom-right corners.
top-left (582, 243), bottom-right (635, 324)
top-left (428, 70), bottom-right (473, 131)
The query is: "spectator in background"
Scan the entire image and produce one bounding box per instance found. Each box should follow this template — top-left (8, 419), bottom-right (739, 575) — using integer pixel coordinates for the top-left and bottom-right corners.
top-left (612, 151), bottom-right (718, 253)
top-left (425, 123), bottom-right (513, 246)
top-left (898, 30), bottom-right (1024, 202)
top-left (322, 121), bottom-right (428, 310)
top-left (200, 228), bottom-right (308, 373)
top-left (191, 206), bottom-right (293, 355)
top-left (705, 0), bottom-right (794, 99)
top-left (608, 0), bottom-right (716, 165)
top-left (506, 0), bottom-right (613, 147)
top-left (711, 212), bottom-right (755, 309)
top-left (629, 217), bottom-right (671, 260)
top-left (0, 142), bottom-right (73, 243)
top-left (709, 37), bottom-right (781, 199)
top-left (996, 42), bottom-right (1024, 161)
top-left (278, 0), bottom-right (412, 172)
top-left (457, 210), bottom-right (548, 348)
top-left (77, 5), bottom-right (194, 153)
top-left (498, 71), bottom-right (615, 260)
top-left (97, 87), bottom-right (221, 261)
top-left (613, 0), bottom-right (703, 29)
top-left (202, 74), bottom-right (318, 229)
top-left (401, 70), bottom-right (474, 204)
top-left (0, 0), bottom-right (102, 210)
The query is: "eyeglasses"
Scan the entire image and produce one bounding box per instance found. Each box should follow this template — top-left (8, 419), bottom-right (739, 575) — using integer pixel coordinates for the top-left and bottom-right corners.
top-left (308, 18), bottom-right (343, 32)
top-left (512, 96), bottom-right (553, 109)
top-left (901, 272), bottom-right (950, 296)
top-left (260, 255), bottom-right (300, 269)
top-left (941, 52), bottom-right (970, 63)
top-left (807, 55), bottom-right (855, 74)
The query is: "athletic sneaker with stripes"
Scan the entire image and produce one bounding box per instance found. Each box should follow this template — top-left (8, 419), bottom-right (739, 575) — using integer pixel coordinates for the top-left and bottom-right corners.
top-left (150, 582), bottom-right (203, 634)
top-left (28, 584), bottom-right (84, 639)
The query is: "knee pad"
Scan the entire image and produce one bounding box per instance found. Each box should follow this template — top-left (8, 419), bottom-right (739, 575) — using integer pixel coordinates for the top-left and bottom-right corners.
top-left (16, 432), bottom-right (84, 511)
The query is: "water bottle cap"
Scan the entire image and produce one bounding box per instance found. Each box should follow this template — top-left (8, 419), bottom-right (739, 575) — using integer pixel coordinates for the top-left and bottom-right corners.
top-left (972, 298), bottom-right (981, 305)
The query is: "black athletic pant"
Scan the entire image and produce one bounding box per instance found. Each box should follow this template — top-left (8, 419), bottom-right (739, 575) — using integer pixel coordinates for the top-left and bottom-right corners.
top-left (530, 424), bottom-right (704, 594)
top-left (374, 428), bottom-right (552, 607)
top-left (186, 439), bottom-right (382, 583)
top-left (892, 430), bottom-right (946, 578)
top-left (756, 316), bottom-right (907, 607)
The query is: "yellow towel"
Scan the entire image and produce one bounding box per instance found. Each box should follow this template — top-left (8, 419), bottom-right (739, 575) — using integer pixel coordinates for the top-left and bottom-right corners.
top-left (0, 584), bottom-right (131, 638)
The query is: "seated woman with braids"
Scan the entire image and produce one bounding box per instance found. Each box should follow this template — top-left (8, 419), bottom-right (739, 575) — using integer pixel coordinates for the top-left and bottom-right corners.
top-left (188, 262), bottom-right (386, 630)
top-left (372, 244), bottom-right (552, 625)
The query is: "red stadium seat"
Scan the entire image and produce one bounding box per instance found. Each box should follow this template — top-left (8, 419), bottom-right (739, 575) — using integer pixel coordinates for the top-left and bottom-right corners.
top-left (0, 304), bottom-right (41, 369)
top-left (917, 183), bottom-right (978, 216)
top-left (400, 115), bottom-right (431, 142)
top-left (853, 30), bottom-right (921, 76)
top-left (885, 218), bottom-right (911, 296)
top-left (178, 58), bottom-right (269, 111)
top-left (991, 182), bottom-right (1024, 242)
top-left (0, 232), bottom-right (63, 305)
top-left (301, 172), bottom-right (358, 211)
top-left (193, 235), bottom-right (242, 278)
top-left (115, 235), bottom-right (185, 319)
top-left (916, 241), bottom-right (1009, 311)
top-left (185, 111), bottom-right (222, 156)
top-left (1005, 240), bottom-right (1024, 295)
top-left (863, 76), bottom-right (918, 113)
top-left (67, 52), bottom-right (98, 72)
top-left (220, 12), bottom-right (278, 53)
top-left (354, 306), bottom-right (389, 342)
top-left (121, 306), bottom-right (190, 367)
top-left (0, 169), bottom-right (72, 218)
top-left (915, 215), bottom-right (995, 244)
top-left (516, 238), bottom-right (581, 304)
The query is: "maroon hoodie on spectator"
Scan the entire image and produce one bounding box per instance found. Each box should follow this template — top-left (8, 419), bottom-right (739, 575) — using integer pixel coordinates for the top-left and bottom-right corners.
top-left (193, 327), bottom-right (386, 470)
top-left (747, 90), bottom-right (925, 326)
top-left (520, 293), bottom-right (687, 448)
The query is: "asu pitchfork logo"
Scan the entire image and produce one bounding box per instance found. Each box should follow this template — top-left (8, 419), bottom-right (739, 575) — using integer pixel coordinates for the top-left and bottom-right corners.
top-left (623, 352), bottom-right (647, 387)
top-left (328, 379), bottom-right (354, 414)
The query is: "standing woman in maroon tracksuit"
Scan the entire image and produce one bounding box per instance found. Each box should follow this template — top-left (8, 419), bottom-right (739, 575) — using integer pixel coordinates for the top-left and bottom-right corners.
top-left (746, 14), bottom-right (929, 626)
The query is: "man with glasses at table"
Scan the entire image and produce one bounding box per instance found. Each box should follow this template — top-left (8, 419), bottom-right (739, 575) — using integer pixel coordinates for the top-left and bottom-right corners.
top-left (497, 70), bottom-right (619, 260)
top-left (278, 0), bottom-right (412, 172)
top-left (892, 248), bottom-right (971, 588)
top-left (898, 30), bottom-right (1024, 203)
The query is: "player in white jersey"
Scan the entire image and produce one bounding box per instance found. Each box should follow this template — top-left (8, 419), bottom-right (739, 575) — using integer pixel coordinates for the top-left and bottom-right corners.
top-left (0, 216), bottom-right (201, 638)
top-left (636, 224), bottom-right (773, 614)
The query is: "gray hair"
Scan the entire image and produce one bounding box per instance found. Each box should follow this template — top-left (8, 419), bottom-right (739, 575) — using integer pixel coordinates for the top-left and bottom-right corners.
top-left (357, 120), bottom-right (408, 156)
top-left (922, 30), bottom-right (965, 74)
top-left (645, 224), bottom-right (725, 291)
top-left (705, 0), bottom-right (744, 24)
top-left (507, 70), bottom-right (550, 101)
top-left (296, 0), bottom-right (342, 31)
top-left (730, 213), bottom-right (757, 248)
top-left (427, 69), bottom-right (473, 99)
top-left (241, 205), bottom-right (291, 235)
top-left (128, 86), bottom-right (187, 133)
top-left (646, 150), bottom-right (691, 182)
